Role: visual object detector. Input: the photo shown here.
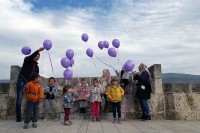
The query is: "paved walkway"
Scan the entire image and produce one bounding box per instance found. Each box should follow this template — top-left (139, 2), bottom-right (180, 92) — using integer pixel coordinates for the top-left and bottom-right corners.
top-left (0, 119), bottom-right (200, 133)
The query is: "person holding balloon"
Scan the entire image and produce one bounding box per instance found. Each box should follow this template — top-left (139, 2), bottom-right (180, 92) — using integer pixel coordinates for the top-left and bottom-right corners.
top-left (133, 63), bottom-right (152, 120)
top-left (99, 69), bottom-right (111, 113)
top-left (16, 47), bottom-right (44, 122)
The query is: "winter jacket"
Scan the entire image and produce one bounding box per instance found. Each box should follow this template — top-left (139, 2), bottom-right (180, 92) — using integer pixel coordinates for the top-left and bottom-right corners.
top-left (24, 81), bottom-right (44, 102)
top-left (134, 70), bottom-right (152, 100)
top-left (77, 83), bottom-right (90, 101)
top-left (44, 85), bottom-right (58, 100)
top-left (107, 85), bottom-right (124, 102)
top-left (19, 50), bottom-right (40, 82)
top-left (89, 85), bottom-right (103, 103)
top-left (62, 92), bottom-right (75, 109)
top-left (99, 77), bottom-right (111, 94)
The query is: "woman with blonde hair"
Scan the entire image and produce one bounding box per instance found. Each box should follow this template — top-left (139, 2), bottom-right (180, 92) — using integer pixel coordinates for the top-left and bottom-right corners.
top-left (99, 69), bottom-right (111, 113)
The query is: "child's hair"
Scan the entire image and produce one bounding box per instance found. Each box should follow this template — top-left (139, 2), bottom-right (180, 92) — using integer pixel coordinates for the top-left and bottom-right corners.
top-left (48, 77), bottom-right (56, 82)
top-left (30, 72), bottom-right (40, 81)
top-left (81, 78), bottom-right (86, 82)
top-left (63, 85), bottom-right (72, 94)
top-left (111, 78), bottom-right (118, 83)
top-left (93, 78), bottom-right (98, 83)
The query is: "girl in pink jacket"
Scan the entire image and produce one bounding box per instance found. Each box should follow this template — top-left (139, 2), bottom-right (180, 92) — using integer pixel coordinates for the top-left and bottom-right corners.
top-left (77, 78), bottom-right (90, 113)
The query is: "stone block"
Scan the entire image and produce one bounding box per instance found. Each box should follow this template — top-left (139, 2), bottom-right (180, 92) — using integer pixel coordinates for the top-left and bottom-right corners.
top-left (149, 94), bottom-right (165, 113)
top-left (148, 64), bottom-right (162, 79)
top-left (0, 83), bottom-right (10, 94)
top-left (165, 111), bottom-right (181, 120)
top-left (164, 93), bottom-right (175, 110)
top-left (163, 83), bottom-right (173, 93)
top-left (191, 83), bottom-right (200, 93)
top-left (181, 111), bottom-right (197, 120)
top-left (153, 79), bottom-right (163, 94)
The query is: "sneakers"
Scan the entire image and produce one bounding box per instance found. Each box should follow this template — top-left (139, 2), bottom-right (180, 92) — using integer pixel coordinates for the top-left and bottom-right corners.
top-left (64, 121), bottom-right (71, 125)
top-left (113, 118), bottom-right (117, 124)
top-left (23, 124), bottom-right (28, 129)
top-left (118, 118), bottom-right (122, 124)
top-left (32, 123), bottom-right (37, 128)
top-left (43, 118), bottom-right (47, 122)
top-left (54, 118), bottom-right (59, 122)
top-left (145, 115), bottom-right (151, 121)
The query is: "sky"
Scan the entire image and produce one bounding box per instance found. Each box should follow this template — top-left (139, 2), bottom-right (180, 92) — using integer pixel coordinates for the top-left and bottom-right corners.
top-left (0, 0), bottom-right (200, 80)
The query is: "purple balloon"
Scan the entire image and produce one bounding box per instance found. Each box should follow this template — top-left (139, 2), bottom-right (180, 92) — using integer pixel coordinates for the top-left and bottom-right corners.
top-left (43, 39), bottom-right (52, 50)
top-left (21, 46), bottom-right (31, 55)
top-left (86, 48), bottom-right (94, 58)
top-left (98, 41), bottom-right (104, 50)
top-left (108, 47), bottom-right (117, 57)
top-left (70, 59), bottom-right (74, 67)
top-left (61, 57), bottom-right (71, 68)
top-left (81, 33), bottom-right (89, 42)
top-left (112, 39), bottom-right (120, 48)
top-left (104, 41), bottom-right (109, 48)
top-left (63, 69), bottom-right (73, 80)
top-left (66, 49), bottom-right (74, 59)
top-left (124, 60), bottom-right (135, 72)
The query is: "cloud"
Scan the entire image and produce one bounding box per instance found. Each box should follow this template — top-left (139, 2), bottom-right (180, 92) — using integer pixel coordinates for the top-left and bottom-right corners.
top-left (0, 0), bottom-right (200, 80)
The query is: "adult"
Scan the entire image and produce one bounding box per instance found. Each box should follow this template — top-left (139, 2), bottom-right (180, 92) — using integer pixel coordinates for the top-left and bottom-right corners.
top-left (16, 47), bottom-right (44, 122)
top-left (99, 69), bottom-right (111, 113)
top-left (133, 63), bottom-right (152, 120)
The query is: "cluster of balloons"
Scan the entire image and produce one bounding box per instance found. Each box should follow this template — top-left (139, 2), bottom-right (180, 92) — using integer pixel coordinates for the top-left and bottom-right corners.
top-left (61, 49), bottom-right (74, 80)
top-left (124, 60), bottom-right (135, 72)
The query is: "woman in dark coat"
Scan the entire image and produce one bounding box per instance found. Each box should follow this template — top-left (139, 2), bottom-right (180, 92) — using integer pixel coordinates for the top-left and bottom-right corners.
top-left (133, 63), bottom-right (152, 120)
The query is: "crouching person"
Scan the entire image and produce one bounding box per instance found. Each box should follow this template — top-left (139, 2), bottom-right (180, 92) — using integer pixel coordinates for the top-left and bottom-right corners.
top-left (23, 73), bottom-right (44, 129)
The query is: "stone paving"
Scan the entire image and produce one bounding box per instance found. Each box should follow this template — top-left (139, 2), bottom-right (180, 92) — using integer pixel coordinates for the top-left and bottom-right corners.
top-left (1, 119), bottom-right (200, 133)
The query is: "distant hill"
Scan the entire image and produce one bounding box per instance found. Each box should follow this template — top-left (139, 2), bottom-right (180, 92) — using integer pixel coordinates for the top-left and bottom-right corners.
top-left (162, 73), bottom-right (200, 83)
top-left (0, 79), bottom-right (10, 83)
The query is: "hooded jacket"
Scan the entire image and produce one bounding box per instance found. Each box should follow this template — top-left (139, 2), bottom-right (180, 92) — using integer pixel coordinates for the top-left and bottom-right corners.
top-left (107, 85), bottom-right (124, 102)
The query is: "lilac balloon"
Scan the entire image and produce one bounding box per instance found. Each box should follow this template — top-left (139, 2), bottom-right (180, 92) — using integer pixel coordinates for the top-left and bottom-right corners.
top-left (108, 47), bottom-right (117, 57)
top-left (98, 41), bottom-right (104, 50)
top-left (43, 39), bottom-right (52, 50)
top-left (63, 69), bottom-right (73, 80)
top-left (124, 60), bottom-right (135, 72)
top-left (112, 39), bottom-right (120, 48)
top-left (81, 33), bottom-right (89, 42)
top-left (70, 59), bottom-right (74, 67)
top-left (61, 57), bottom-right (71, 68)
top-left (21, 46), bottom-right (31, 55)
top-left (104, 41), bottom-right (109, 48)
top-left (66, 49), bottom-right (74, 59)
top-left (86, 48), bottom-right (94, 58)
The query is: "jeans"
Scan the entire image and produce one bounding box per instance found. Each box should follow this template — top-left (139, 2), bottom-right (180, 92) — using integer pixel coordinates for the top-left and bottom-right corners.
top-left (139, 99), bottom-right (150, 116)
top-left (16, 77), bottom-right (27, 118)
top-left (44, 99), bottom-right (57, 119)
top-left (24, 100), bottom-right (39, 124)
top-left (111, 102), bottom-right (121, 118)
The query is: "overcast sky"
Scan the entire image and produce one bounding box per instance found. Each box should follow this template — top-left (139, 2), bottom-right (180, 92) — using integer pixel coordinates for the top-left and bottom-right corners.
top-left (0, 0), bottom-right (200, 80)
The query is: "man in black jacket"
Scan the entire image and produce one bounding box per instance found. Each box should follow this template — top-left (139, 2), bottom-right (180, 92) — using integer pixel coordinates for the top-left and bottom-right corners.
top-left (16, 47), bottom-right (44, 122)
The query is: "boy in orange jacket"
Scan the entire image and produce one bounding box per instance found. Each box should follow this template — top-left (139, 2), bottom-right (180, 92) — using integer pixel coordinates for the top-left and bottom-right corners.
top-left (23, 72), bottom-right (44, 129)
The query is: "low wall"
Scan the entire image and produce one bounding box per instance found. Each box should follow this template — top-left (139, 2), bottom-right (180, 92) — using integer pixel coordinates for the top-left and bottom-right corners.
top-left (163, 83), bottom-right (200, 120)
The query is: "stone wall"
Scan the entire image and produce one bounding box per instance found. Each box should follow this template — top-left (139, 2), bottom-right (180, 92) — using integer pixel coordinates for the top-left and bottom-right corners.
top-left (1, 64), bottom-right (199, 120)
top-left (163, 83), bottom-right (200, 120)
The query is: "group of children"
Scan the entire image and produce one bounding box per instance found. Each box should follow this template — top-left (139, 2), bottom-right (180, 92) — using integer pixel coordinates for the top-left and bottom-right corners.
top-left (22, 70), bottom-right (124, 129)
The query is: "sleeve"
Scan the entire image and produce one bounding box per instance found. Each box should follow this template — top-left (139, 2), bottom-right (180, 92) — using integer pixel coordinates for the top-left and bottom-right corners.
top-left (141, 71), bottom-right (150, 85)
top-left (23, 83), bottom-right (30, 94)
top-left (107, 87), bottom-right (112, 100)
top-left (53, 86), bottom-right (58, 97)
top-left (77, 84), bottom-right (81, 93)
top-left (38, 85), bottom-right (44, 99)
top-left (27, 50), bottom-right (40, 61)
top-left (120, 87), bottom-right (124, 96)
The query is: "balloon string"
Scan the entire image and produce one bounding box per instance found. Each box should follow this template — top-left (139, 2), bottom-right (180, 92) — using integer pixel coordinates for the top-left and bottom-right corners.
top-left (95, 56), bottom-right (115, 70)
top-left (116, 56), bottom-right (123, 65)
top-left (48, 51), bottom-right (54, 75)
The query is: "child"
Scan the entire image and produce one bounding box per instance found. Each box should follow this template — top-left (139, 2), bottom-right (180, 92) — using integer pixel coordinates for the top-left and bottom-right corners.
top-left (107, 78), bottom-right (124, 124)
top-left (23, 72), bottom-right (44, 129)
top-left (62, 85), bottom-right (75, 125)
top-left (89, 78), bottom-right (103, 122)
top-left (99, 69), bottom-right (111, 113)
top-left (43, 77), bottom-right (58, 122)
top-left (77, 78), bottom-right (90, 113)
